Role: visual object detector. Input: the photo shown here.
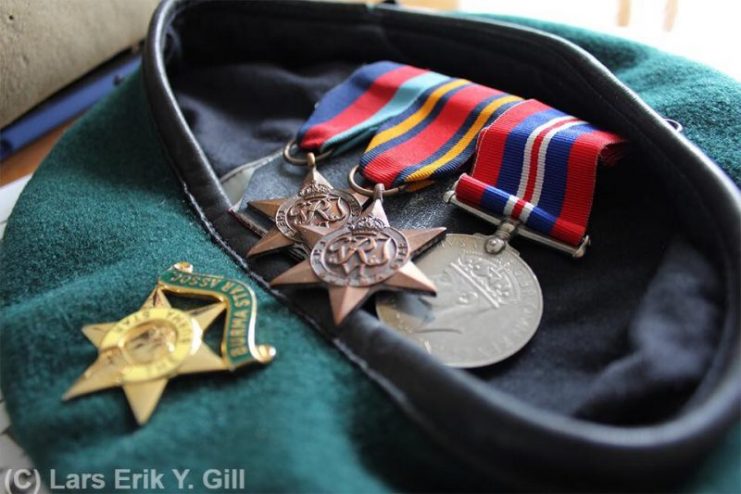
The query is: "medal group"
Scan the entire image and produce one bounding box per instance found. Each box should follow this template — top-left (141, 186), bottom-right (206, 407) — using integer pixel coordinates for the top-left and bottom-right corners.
top-left (65, 61), bottom-right (626, 424)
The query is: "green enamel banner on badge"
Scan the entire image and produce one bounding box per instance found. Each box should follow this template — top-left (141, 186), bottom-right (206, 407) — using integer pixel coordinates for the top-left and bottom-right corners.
top-left (158, 266), bottom-right (267, 369)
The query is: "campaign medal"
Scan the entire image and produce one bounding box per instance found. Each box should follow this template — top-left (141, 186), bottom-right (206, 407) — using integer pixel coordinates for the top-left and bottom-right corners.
top-left (243, 148), bottom-right (366, 257)
top-left (271, 180), bottom-right (446, 325)
top-left (63, 262), bottom-right (276, 425)
top-left (377, 225), bottom-right (545, 368)
top-left (236, 61), bottom-right (451, 258)
top-left (377, 99), bottom-right (626, 367)
top-left (267, 67), bottom-right (525, 325)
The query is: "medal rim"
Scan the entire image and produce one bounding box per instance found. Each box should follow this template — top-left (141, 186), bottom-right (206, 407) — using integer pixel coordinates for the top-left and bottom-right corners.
top-left (309, 223), bottom-right (411, 288)
top-left (102, 307), bottom-right (202, 383)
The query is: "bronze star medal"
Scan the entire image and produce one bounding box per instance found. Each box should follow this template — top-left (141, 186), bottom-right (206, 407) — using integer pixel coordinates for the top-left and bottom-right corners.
top-left (64, 262), bottom-right (275, 425)
top-left (271, 189), bottom-right (446, 324)
top-left (245, 165), bottom-right (366, 257)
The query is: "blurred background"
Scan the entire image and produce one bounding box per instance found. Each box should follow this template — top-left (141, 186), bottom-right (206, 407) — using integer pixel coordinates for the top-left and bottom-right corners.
top-left (1, 0), bottom-right (738, 227)
top-left (0, 0), bottom-right (739, 487)
top-left (411, 0), bottom-right (740, 80)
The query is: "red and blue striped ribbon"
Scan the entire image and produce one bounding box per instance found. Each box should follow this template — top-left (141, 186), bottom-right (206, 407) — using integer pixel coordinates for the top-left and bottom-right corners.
top-left (456, 100), bottom-right (626, 246)
top-left (297, 61), bottom-right (451, 153)
top-left (359, 79), bottom-right (522, 188)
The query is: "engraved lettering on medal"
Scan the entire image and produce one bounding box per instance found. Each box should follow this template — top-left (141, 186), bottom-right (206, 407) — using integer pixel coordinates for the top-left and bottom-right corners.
top-left (168, 272), bottom-right (221, 289)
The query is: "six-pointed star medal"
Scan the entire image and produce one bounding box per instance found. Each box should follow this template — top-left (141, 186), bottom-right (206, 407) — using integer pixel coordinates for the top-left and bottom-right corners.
top-left (271, 196), bottom-right (446, 324)
top-left (243, 166), bottom-right (366, 257)
top-left (64, 288), bottom-right (228, 424)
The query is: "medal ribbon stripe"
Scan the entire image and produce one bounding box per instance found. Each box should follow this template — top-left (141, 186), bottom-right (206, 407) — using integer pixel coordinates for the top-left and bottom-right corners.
top-left (330, 70), bottom-right (451, 154)
top-left (365, 78), bottom-right (469, 152)
top-left (358, 79), bottom-right (474, 186)
top-left (360, 80), bottom-right (522, 188)
top-left (478, 102), bottom-right (567, 194)
top-left (551, 128), bottom-right (625, 243)
top-left (401, 94), bottom-right (523, 185)
top-left (457, 99), bottom-right (626, 246)
top-left (297, 62), bottom-right (449, 152)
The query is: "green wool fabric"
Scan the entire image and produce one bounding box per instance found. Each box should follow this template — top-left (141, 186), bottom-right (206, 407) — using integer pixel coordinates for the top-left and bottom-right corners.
top-left (0, 74), bottom-right (479, 493)
top-left (1, 13), bottom-right (739, 493)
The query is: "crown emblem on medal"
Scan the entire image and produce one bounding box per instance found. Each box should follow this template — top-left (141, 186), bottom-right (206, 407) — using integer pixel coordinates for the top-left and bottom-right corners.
top-left (453, 254), bottom-right (518, 306)
top-left (347, 216), bottom-right (386, 233)
top-left (298, 182), bottom-right (332, 198)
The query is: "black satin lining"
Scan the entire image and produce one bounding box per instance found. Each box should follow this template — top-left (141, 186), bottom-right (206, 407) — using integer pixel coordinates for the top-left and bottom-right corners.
top-left (165, 7), bottom-right (726, 425)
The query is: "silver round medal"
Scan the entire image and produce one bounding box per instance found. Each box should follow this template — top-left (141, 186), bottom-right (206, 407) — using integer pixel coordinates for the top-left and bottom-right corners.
top-left (376, 233), bottom-right (543, 368)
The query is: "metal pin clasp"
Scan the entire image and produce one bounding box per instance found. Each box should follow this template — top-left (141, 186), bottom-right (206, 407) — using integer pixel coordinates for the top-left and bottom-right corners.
top-left (485, 219), bottom-right (519, 255)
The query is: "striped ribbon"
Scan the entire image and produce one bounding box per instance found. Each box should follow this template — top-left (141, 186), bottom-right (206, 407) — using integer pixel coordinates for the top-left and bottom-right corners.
top-left (456, 100), bottom-right (626, 247)
top-left (297, 61), bottom-right (450, 153)
top-left (359, 80), bottom-right (522, 188)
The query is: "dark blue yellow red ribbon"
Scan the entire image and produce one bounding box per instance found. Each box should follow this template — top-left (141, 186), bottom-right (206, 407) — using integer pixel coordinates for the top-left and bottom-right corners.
top-left (456, 100), bottom-right (626, 246)
top-left (296, 60), bottom-right (523, 189)
top-left (359, 80), bottom-right (522, 188)
top-left (297, 61), bottom-right (450, 153)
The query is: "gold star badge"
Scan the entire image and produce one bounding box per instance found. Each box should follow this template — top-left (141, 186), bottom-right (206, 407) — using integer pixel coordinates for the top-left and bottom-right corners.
top-left (64, 263), bottom-right (275, 425)
top-left (271, 195), bottom-right (446, 324)
top-left (244, 166), bottom-right (366, 257)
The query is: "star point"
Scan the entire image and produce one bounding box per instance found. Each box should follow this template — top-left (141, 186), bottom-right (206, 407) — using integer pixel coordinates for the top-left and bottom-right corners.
top-left (270, 260), bottom-right (320, 286)
top-left (328, 286), bottom-right (372, 325)
top-left (247, 229), bottom-right (294, 257)
top-left (249, 198), bottom-right (284, 219)
top-left (81, 323), bottom-right (116, 347)
top-left (123, 379), bottom-right (168, 425)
